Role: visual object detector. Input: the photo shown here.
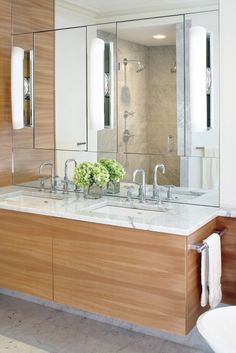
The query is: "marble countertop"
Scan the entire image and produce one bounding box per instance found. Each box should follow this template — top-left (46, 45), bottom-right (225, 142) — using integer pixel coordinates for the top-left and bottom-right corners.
top-left (0, 186), bottom-right (233, 236)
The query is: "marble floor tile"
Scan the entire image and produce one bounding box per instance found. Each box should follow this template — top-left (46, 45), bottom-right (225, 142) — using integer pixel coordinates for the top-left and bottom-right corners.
top-left (0, 294), bottom-right (207, 353)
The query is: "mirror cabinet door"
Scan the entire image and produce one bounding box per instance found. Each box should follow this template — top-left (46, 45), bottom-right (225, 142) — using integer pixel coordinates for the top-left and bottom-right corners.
top-left (87, 23), bottom-right (117, 153)
top-left (55, 27), bottom-right (87, 152)
top-left (183, 11), bottom-right (219, 191)
top-left (185, 11), bottom-right (219, 158)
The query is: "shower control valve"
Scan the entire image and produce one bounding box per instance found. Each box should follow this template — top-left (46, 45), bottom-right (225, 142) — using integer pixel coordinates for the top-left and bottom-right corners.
top-left (123, 129), bottom-right (135, 143)
top-left (124, 110), bottom-right (135, 119)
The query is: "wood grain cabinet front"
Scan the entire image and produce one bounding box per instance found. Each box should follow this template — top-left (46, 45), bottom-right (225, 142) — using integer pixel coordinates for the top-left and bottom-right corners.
top-left (0, 210), bottom-right (53, 300)
top-left (53, 218), bottom-right (218, 335)
top-left (1, 209), bottom-right (235, 336)
top-left (53, 220), bottom-right (187, 334)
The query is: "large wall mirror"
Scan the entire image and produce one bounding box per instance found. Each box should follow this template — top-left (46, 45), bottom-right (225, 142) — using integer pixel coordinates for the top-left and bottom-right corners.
top-left (12, 6), bottom-right (220, 207)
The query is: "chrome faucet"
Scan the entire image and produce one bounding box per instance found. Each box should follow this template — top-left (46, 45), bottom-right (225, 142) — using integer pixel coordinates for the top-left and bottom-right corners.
top-left (125, 185), bottom-right (135, 202)
top-left (63, 159), bottom-right (77, 194)
top-left (153, 164), bottom-right (165, 198)
top-left (165, 185), bottom-right (175, 201)
top-left (133, 168), bottom-right (146, 203)
top-left (39, 162), bottom-right (56, 193)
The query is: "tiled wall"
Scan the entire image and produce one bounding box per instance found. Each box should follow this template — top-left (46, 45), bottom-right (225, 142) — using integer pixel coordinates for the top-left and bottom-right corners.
top-left (115, 38), bottom-right (180, 185)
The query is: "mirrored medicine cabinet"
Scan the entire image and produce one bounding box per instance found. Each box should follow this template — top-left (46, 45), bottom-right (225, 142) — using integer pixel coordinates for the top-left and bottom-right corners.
top-left (12, 7), bottom-right (220, 207)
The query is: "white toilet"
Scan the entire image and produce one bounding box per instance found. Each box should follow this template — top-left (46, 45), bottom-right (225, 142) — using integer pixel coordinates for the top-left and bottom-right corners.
top-left (197, 306), bottom-right (236, 353)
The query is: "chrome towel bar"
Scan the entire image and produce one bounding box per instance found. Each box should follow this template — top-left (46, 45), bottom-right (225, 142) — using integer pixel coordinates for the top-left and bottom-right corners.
top-left (189, 229), bottom-right (226, 253)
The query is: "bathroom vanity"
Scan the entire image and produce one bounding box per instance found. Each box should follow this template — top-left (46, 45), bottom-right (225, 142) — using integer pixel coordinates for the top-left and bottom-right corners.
top-left (0, 0), bottom-right (229, 340)
top-left (0, 188), bottom-right (235, 336)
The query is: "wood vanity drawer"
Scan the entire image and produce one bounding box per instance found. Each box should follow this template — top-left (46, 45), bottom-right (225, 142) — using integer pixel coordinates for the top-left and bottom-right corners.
top-left (0, 209), bottom-right (53, 300)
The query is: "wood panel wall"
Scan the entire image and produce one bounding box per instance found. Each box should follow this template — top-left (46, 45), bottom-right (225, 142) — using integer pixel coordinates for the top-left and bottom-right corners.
top-left (13, 148), bottom-right (54, 185)
top-left (12, 0), bottom-right (55, 34)
top-left (0, 0), bottom-right (13, 186)
top-left (217, 216), bottom-right (236, 304)
top-left (11, 1), bottom-right (55, 183)
top-left (0, 0), bottom-right (55, 187)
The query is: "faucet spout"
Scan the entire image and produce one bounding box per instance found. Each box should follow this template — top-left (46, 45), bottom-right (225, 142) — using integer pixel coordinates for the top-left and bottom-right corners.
top-left (153, 164), bottom-right (165, 198)
top-left (39, 161), bottom-right (55, 192)
top-left (63, 159), bottom-right (77, 194)
top-left (133, 168), bottom-right (146, 203)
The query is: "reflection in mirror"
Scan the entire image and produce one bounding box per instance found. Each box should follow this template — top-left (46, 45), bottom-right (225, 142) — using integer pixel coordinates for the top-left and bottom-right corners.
top-left (55, 27), bottom-right (87, 151)
top-left (13, 147), bottom-right (219, 207)
top-left (185, 11), bottom-right (219, 158)
top-left (11, 47), bottom-right (34, 130)
top-left (87, 23), bottom-right (117, 153)
top-left (104, 42), bottom-right (114, 128)
top-left (117, 16), bottom-right (184, 186)
top-left (53, 150), bottom-right (218, 207)
top-left (12, 33), bottom-right (34, 149)
top-left (184, 11), bottom-right (219, 194)
top-left (12, 7), bottom-right (219, 208)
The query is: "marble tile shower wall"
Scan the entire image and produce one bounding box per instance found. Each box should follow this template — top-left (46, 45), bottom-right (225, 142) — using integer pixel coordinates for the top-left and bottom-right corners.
top-left (148, 46), bottom-right (177, 155)
top-left (148, 45), bottom-right (180, 185)
top-left (116, 38), bottom-right (150, 180)
top-left (115, 39), bottom-right (180, 185)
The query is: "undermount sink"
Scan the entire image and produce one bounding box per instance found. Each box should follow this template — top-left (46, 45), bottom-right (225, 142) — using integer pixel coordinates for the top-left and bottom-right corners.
top-left (0, 192), bottom-right (65, 210)
top-left (87, 201), bottom-right (168, 220)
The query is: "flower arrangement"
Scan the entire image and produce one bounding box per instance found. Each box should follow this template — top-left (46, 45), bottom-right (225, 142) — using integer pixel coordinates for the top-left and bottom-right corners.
top-left (74, 162), bottom-right (109, 188)
top-left (99, 159), bottom-right (125, 183)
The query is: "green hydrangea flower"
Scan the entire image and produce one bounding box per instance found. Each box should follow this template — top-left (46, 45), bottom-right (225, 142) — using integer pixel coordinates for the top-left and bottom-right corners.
top-left (100, 159), bottom-right (125, 183)
top-left (74, 162), bottom-right (109, 187)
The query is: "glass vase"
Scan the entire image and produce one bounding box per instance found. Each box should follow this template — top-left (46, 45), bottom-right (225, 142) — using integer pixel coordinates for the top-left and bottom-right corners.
top-left (84, 184), bottom-right (103, 199)
top-left (106, 181), bottom-right (120, 194)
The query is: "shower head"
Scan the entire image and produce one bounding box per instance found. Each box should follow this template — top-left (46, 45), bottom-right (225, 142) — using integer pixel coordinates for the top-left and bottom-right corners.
top-left (123, 57), bottom-right (146, 73)
top-left (136, 62), bottom-right (145, 72)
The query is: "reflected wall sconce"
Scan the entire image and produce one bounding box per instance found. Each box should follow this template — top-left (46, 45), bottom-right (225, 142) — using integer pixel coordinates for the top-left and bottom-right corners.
top-left (104, 41), bottom-right (114, 129)
top-left (189, 26), bottom-right (212, 132)
top-left (89, 38), bottom-right (105, 131)
top-left (11, 46), bottom-right (34, 130)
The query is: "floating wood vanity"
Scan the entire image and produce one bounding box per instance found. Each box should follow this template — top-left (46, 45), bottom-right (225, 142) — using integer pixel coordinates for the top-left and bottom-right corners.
top-left (0, 207), bottom-right (235, 336)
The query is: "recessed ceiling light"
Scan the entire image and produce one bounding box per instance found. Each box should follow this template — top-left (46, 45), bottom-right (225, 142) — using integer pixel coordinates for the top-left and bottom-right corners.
top-left (152, 34), bottom-right (166, 39)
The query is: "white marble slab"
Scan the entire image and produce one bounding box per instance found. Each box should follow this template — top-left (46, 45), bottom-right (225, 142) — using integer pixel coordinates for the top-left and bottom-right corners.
top-left (0, 186), bottom-right (225, 236)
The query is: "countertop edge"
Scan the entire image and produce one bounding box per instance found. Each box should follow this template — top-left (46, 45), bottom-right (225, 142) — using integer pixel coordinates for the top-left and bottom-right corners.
top-left (0, 186), bottom-right (234, 236)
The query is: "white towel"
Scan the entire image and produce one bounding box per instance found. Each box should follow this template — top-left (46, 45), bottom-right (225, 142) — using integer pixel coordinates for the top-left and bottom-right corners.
top-left (201, 233), bottom-right (222, 308)
top-left (201, 246), bottom-right (209, 307)
top-left (202, 148), bottom-right (219, 190)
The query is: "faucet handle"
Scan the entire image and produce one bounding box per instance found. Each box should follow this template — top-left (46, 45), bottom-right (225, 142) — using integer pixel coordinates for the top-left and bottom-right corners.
top-left (125, 185), bottom-right (135, 202)
top-left (39, 178), bottom-right (45, 192)
top-left (51, 175), bottom-right (59, 193)
top-left (52, 175), bottom-right (59, 189)
top-left (164, 185), bottom-right (176, 200)
top-left (153, 186), bottom-right (166, 206)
